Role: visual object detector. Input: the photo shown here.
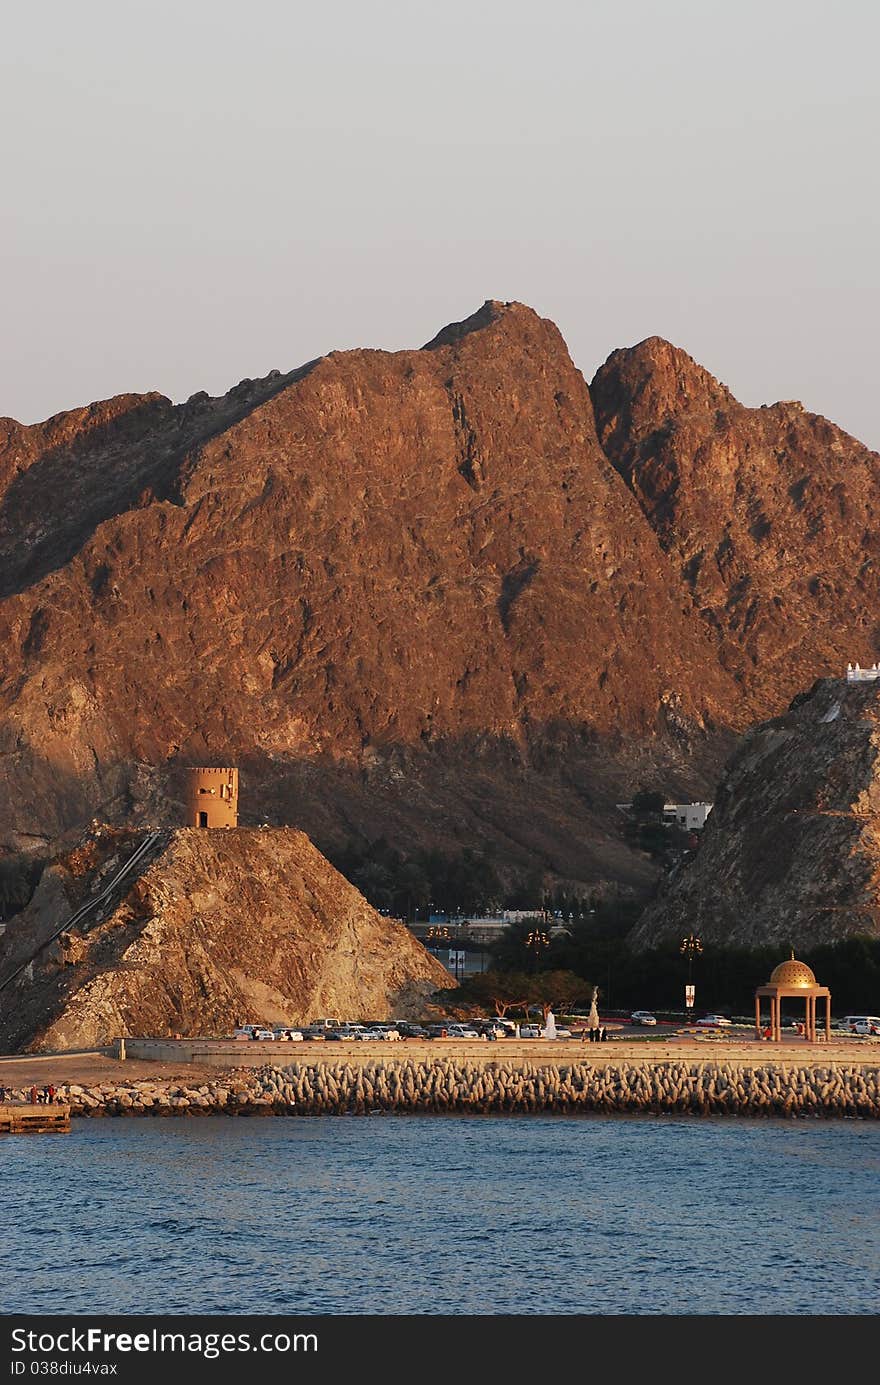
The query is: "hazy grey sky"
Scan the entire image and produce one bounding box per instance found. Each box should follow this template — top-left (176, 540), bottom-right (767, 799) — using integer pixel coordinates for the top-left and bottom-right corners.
top-left (3, 0), bottom-right (879, 446)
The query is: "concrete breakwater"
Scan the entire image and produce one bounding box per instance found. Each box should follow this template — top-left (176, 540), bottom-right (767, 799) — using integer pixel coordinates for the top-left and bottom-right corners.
top-left (7, 1058), bottom-right (880, 1119)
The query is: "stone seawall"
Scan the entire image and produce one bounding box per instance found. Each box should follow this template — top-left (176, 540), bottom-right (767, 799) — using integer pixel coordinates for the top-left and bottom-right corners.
top-left (6, 1058), bottom-right (879, 1119)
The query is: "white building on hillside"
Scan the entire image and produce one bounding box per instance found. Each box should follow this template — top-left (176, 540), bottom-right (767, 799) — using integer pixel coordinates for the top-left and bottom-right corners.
top-left (616, 800), bottom-right (713, 831)
top-left (662, 802), bottom-right (713, 831)
top-left (846, 663), bottom-right (880, 682)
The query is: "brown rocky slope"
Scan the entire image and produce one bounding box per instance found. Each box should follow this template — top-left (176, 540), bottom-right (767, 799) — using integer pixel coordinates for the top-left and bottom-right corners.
top-left (3, 302), bottom-right (880, 906)
top-left (0, 301), bottom-right (737, 894)
top-left (0, 826), bottom-right (451, 1052)
top-left (592, 336), bottom-right (880, 718)
top-left (630, 676), bottom-right (880, 950)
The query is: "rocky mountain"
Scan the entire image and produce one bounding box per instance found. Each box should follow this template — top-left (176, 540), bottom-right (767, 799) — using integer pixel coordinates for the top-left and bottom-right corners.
top-left (2, 301), bottom-right (879, 908)
top-left (629, 675), bottom-right (880, 950)
top-left (592, 336), bottom-right (880, 716)
top-left (0, 826), bottom-right (451, 1052)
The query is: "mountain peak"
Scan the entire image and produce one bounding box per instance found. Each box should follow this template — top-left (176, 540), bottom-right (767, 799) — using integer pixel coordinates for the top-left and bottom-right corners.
top-left (592, 337), bottom-right (735, 433)
top-left (421, 299), bottom-right (536, 350)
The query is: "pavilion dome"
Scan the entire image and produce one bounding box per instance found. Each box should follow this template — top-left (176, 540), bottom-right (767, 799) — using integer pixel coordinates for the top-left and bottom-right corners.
top-left (769, 956), bottom-right (817, 989)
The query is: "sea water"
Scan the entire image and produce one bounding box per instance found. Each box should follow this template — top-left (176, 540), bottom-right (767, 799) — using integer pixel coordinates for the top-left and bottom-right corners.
top-left (2, 1114), bottom-right (878, 1314)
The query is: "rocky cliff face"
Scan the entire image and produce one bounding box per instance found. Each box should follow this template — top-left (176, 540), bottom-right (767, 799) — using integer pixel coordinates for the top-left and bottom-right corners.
top-left (0, 301), bottom-right (737, 894)
top-left (2, 301), bottom-right (878, 905)
top-left (592, 337), bottom-right (880, 717)
top-left (630, 677), bottom-right (880, 950)
top-left (0, 826), bottom-right (451, 1052)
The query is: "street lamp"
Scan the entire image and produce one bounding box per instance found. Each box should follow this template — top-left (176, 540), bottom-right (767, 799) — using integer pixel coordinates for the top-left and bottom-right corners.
top-left (427, 925), bottom-right (458, 978)
top-left (680, 934), bottom-right (703, 1011)
top-left (525, 928), bottom-right (550, 972)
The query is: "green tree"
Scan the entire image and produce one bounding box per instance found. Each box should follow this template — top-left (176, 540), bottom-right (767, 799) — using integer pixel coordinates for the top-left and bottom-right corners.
top-left (451, 970), bottom-right (533, 1017)
top-left (532, 970), bottom-right (591, 1020)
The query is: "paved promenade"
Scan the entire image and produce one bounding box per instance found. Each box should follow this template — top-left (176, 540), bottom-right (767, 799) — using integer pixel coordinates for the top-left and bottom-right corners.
top-left (1, 1032), bottom-right (878, 1088)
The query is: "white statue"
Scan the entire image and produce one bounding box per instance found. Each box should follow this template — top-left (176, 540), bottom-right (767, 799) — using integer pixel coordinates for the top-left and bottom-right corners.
top-left (541, 1008), bottom-right (557, 1040)
top-left (588, 986), bottom-right (600, 1033)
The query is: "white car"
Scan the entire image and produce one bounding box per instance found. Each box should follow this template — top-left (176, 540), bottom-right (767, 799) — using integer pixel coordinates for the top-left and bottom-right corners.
top-left (445, 1024), bottom-right (480, 1038)
top-left (854, 1020), bottom-right (880, 1036)
top-left (630, 1011), bottom-right (657, 1026)
top-left (842, 1016), bottom-right (880, 1035)
top-left (252, 1028), bottom-right (276, 1040)
top-left (697, 1014), bottom-right (732, 1027)
top-left (518, 1024), bottom-right (542, 1038)
top-left (478, 1022), bottom-right (510, 1039)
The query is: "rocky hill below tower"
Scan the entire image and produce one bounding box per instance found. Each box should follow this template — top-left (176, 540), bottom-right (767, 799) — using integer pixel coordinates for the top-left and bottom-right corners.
top-left (629, 676), bottom-right (880, 951)
top-left (0, 826), bottom-right (451, 1052)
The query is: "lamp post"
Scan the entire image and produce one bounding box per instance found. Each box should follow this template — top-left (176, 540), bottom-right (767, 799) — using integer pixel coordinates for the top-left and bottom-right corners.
top-left (680, 934), bottom-right (703, 1012)
top-left (427, 924), bottom-right (452, 973)
top-left (525, 928), bottom-right (550, 973)
top-left (429, 924), bottom-right (466, 981)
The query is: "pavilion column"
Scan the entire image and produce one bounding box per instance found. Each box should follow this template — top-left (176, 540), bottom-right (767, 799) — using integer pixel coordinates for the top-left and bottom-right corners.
top-left (807, 995), bottom-right (813, 1041)
top-left (755, 995), bottom-right (761, 1039)
top-left (773, 995), bottom-right (779, 1042)
top-left (825, 995), bottom-right (831, 1041)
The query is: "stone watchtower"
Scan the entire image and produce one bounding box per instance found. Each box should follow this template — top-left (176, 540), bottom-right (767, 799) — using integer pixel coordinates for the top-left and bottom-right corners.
top-left (185, 767), bottom-right (239, 829)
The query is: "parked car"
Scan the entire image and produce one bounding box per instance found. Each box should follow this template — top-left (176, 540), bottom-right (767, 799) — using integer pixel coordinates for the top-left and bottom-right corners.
top-left (519, 1024), bottom-right (542, 1038)
top-left (630, 1011), bottom-right (657, 1026)
top-left (697, 1014), bottom-right (732, 1027)
top-left (275, 1028), bottom-right (304, 1041)
top-left (252, 1028), bottom-right (276, 1040)
top-left (553, 1027), bottom-right (573, 1040)
top-left (841, 1015), bottom-right (880, 1035)
top-left (394, 1023), bottom-right (429, 1039)
top-left (478, 1022), bottom-right (509, 1039)
top-left (445, 1024), bottom-right (480, 1038)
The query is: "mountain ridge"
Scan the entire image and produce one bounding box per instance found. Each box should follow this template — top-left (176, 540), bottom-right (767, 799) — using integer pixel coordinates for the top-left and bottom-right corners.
top-left (1, 301), bottom-right (877, 925)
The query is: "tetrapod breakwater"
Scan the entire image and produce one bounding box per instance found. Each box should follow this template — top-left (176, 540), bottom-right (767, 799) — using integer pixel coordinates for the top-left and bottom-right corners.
top-left (17, 1056), bottom-right (880, 1119)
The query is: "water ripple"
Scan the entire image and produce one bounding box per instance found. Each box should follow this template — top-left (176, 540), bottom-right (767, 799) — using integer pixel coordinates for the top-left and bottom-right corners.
top-left (1, 1115), bottom-right (878, 1314)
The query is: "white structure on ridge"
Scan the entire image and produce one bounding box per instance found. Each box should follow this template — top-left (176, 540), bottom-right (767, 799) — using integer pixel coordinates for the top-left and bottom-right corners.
top-left (614, 801), bottom-right (713, 831)
top-left (662, 802), bottom-right (713, 831)
top-left (845, 662), bottom-right (880, 682)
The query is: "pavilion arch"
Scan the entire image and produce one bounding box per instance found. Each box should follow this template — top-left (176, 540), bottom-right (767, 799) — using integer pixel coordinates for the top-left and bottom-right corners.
top-left (755, 952), bottom-right (830, 1042)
